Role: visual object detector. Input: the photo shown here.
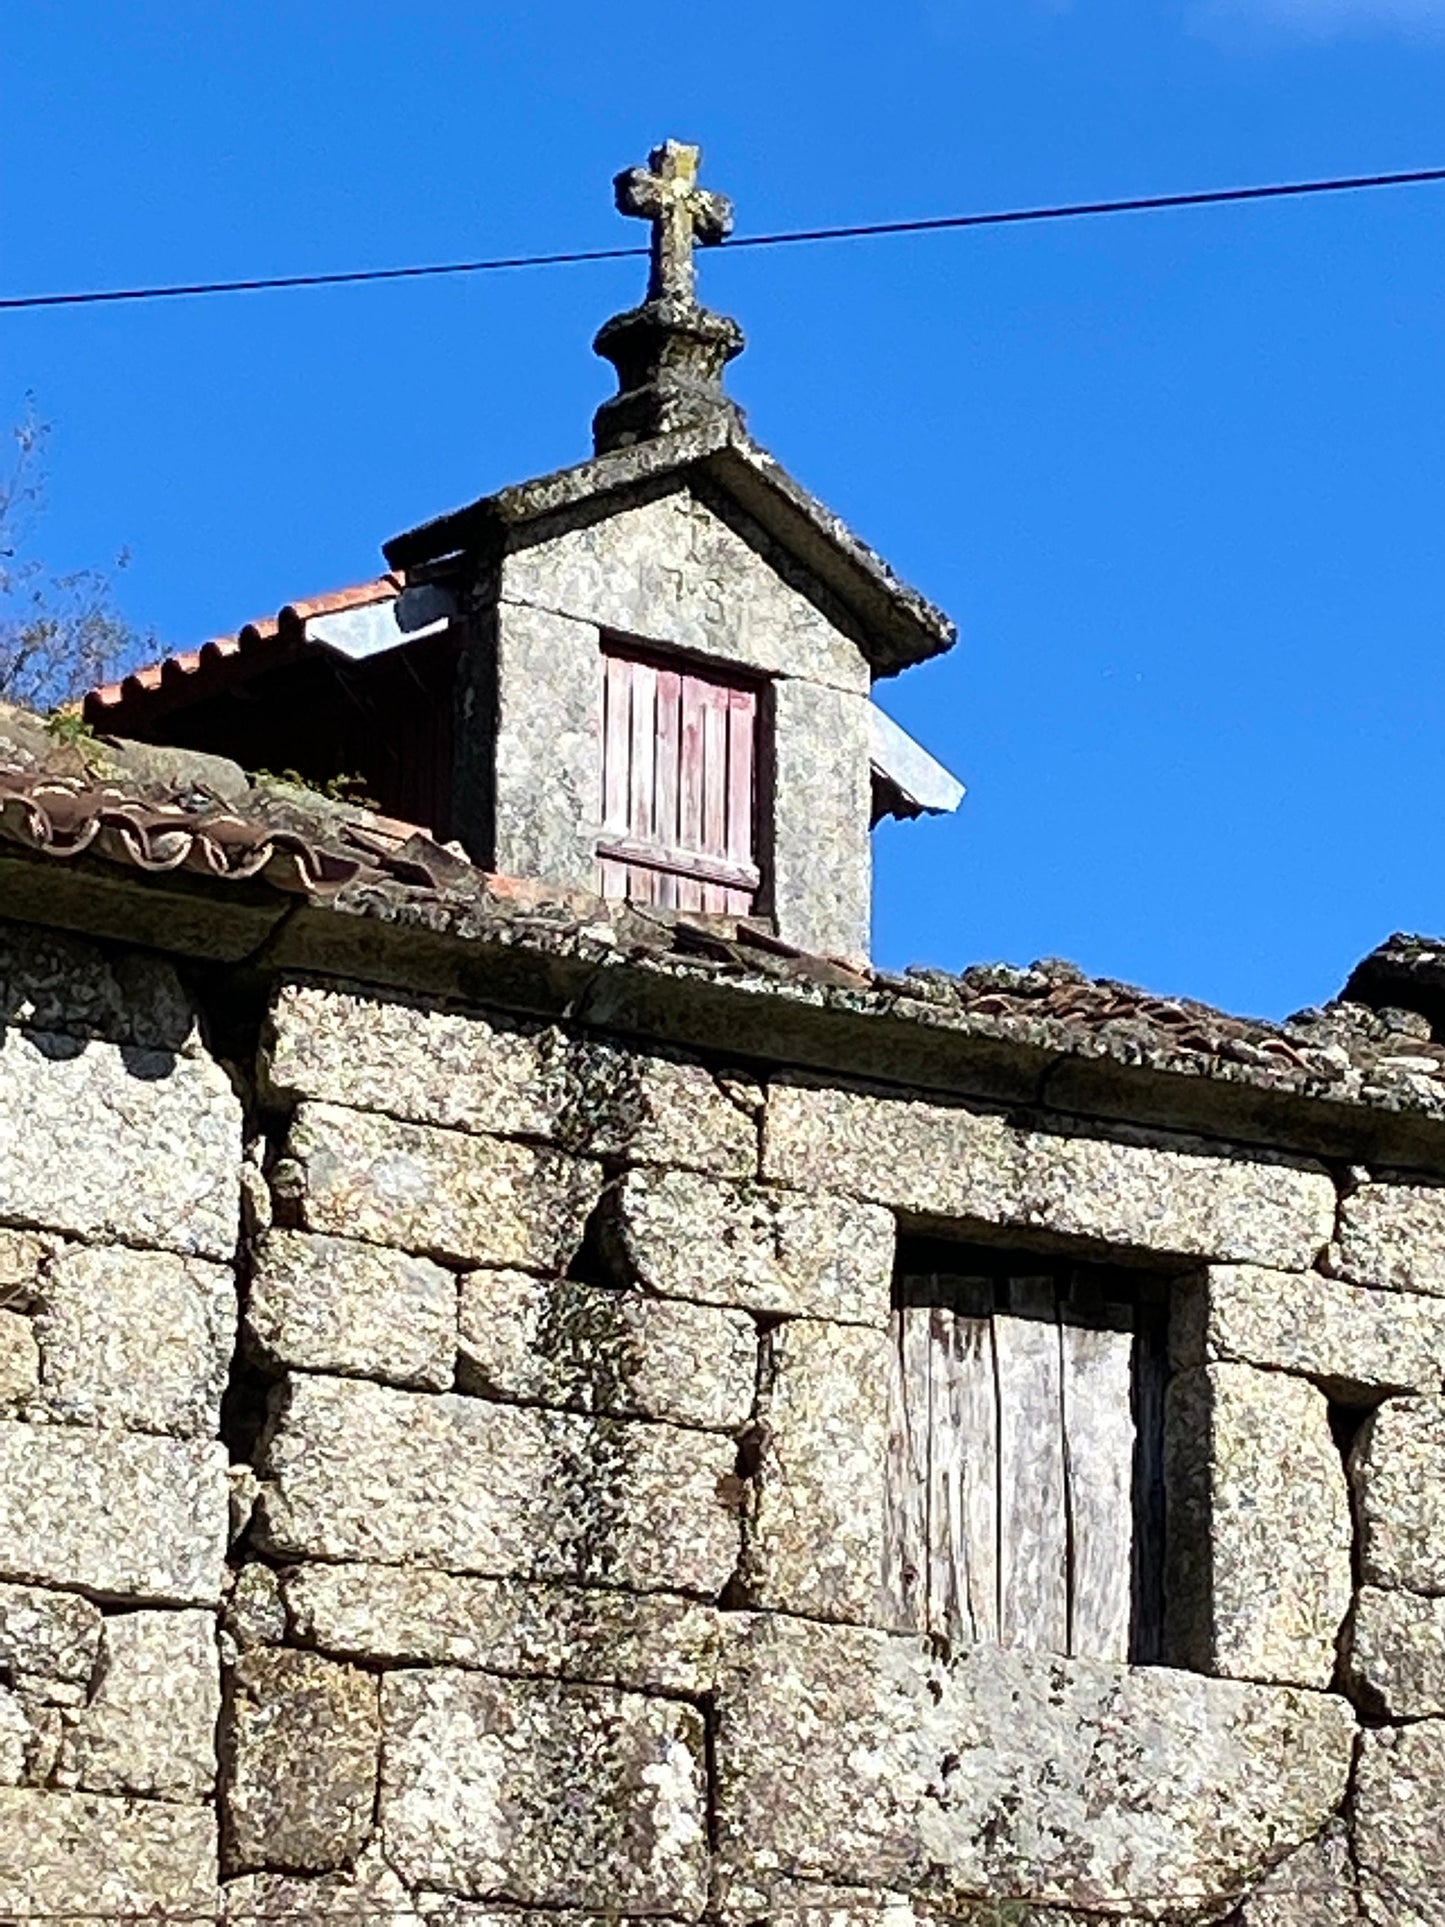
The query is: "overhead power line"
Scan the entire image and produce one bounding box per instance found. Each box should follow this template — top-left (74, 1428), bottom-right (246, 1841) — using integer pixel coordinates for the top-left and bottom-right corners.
top-left (3, 163), bottom-right (1444, 314)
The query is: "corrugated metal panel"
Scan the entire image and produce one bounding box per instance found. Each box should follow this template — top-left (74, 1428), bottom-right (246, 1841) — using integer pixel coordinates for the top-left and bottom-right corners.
top-left (597, 644), bottom-right (760, 914)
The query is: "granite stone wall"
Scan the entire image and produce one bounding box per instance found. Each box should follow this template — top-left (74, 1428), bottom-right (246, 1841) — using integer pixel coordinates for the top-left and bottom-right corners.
top-left (4, 923), bottom-right (1445, 1921)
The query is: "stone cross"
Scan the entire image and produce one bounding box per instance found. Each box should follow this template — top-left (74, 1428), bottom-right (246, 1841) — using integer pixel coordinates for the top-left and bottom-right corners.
top-left (615, 141), bottom-right (733, 306)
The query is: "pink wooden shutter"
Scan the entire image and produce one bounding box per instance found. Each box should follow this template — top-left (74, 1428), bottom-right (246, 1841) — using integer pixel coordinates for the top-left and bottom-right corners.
top-left (598, 644), bottom-right (760, 913)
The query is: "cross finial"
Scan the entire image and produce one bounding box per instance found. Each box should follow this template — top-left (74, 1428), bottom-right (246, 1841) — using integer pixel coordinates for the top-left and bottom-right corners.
top-left (615, 140), bottom-right (733, 306)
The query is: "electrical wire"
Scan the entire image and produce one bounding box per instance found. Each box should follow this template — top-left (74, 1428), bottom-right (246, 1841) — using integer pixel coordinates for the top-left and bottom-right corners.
top-left (2, 163), bottom-right (1444, 314)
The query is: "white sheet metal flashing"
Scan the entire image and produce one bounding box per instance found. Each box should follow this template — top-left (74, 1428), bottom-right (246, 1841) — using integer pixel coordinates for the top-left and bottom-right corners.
top-left (305, 584), bottom-right (457, 663)
top-left (869, 703), bottom-right (965, 817)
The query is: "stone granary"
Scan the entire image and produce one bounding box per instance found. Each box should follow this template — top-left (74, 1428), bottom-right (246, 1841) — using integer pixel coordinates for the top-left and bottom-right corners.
top-left (2, 144), bottom-right (1445, 1927)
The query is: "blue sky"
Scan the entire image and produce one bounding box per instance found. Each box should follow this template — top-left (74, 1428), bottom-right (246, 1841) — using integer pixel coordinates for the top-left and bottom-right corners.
top-left (3, 0), bottom-right (1444, 1016)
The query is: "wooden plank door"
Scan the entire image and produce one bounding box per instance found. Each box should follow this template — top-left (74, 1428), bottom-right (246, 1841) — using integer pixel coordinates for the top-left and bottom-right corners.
top-left (597, 644), bottom-right (760, 913)
top-left (883, 1261), bottom-right (1159, 1662)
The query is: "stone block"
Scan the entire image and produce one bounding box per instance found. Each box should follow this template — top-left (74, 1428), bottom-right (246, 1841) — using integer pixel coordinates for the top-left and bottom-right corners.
top-left (0, 1582), bottom-right (100, 1696)
top-left (0, 1309), bottom-right (37, 1407)
top-left (457, 1267), bottom-right (757, 1429)
top-left (0, 1688), bottom-right (29, 1785)
top-left (0, 1421), bottom-right (229, 1604)
top-left (0, 918), bottom-right (199, 1052)
top-left (492, 600), bottom-right (603, 890)
top-left (254, 1374), bottom-right (740, 1597)
top-left (500, 484), bottom-right (872, 695)
top-left (225, 1563), bottom-right (287, 1652)
top-left (279, 1101), bottom-right (602, 1272)
top-left (0, 1027), bottom-right (240, 1258)
top-left (1172, 1263), bottom-right (1445, 1398)
top-left (1335, 1180), bottom-right (1445, 1297)
top-left (764, 1080), bottom-right (1336, 1271)
top-left (771, 678), bottom-right (873, 961)
top-left (746, 1318), bottom-right (890, 1622)
top-left (0, 1227), bottom-right (56, 1309)
top-left (711, 1616), bottom-right (1355, 1916)
top-left (247, 1230), bottom-right (455, 1391)
top-left (1165, 1365), bottom-right (1352, 1687)
top-left (1354, 1721), bottom-right (1445, 1927)
top-left (613, 1168), bottom-right (894, 1325)
top-left (222, 1647), bottom-right (380, 1875)
top-left (59, 1608), bottom-right (219, 1799)
top-left (1345, 1587), bottom-right (1445, 1719)
top-left (563, 1038), bottom-right (759, 1174)
top-left (264, 982), bottom-right (759, 1176)
top-left (380, 1668), bottom-right (709, 1911)
top-left (284, 1561), bottom-right (722, 1694)
top-left (263, 981), bottom-right (567, 1134)
top-left (1352, 1396), bottom-right (1445, 1592)
top-left (31, 1245), bottom-right (234, 1436)
top-left (0, 1786), bottom-right (216, 1919)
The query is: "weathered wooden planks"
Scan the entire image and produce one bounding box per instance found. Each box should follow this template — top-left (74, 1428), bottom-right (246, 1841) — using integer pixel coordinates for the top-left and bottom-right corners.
top-left (884, 1257), bottom-right (1164, 1664)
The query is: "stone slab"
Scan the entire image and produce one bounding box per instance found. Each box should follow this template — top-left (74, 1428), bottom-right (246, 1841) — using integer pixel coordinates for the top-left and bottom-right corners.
top-left (380, 1667), bottom-right (709, 1912)
top-left (1345, 1587), bottom-right (1445, 1720)
top-left (746, 1318), bottom-right (891, 1622)
top-left (31, 1245), bottom-right (234, 1436)
top-left (1172, 1263), bottom-right (1445, 1398)
top-left (278, 1100), bottom-right (602, 1272)
top-left (613, 1168), bottom-right (894, 1326)
top-left (264, 983), bottom-right (758, 1177)
top-left (1354, 1720), bottom-right (1445, 1927)
top-left (1165, 1364), bottom-right (1352, 1687)
top-left (0, 1422), bottom-right (230, 1604)
top-left (222, 1647), bottom-right (380, 1876)
top-left (1236, 1825), bottom-right (1362, 1926)
top-left (1335, 1181), bottom-right (1445, 1297)
top-left (712, 1616), bottom-right (1356, 1916)
top-left (764, 1080), bottom-right (1336, 1271)
top-left (0, 1027), bottom-right (240, 1258)
top-left (0, 1786), bottom-right (217, 1918)
top-left (283, 1561), bottom-right (722, 1694)
top-left (1352, 1396), bottom-right (1445, 1592)
top-left (457, 1267), bottom-right (757, 1429)
top-left (222, 1848), bottom-right (421, 1922)
top-left (248, 1229), bottom-right (456, 1391)
top-left (492, 600), bottom-right (603, 892)
top-left (59, 1608), bottom-right (219, 1799)
top-left (254, 1374), bottom-right (740, 1597)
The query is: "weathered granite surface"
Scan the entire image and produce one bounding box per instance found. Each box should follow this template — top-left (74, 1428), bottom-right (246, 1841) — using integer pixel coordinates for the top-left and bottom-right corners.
top-left (1345, 1586), bottom-right (1445, 1719)
top-left (30, 1245), bottom-right (234, 1435)
top-left (0, 1308), bottom-right (37, 1406)
top-left (265, 982), bottom-right (759, 1175)
top-left (1172, 1263), bottom-right (1445, 1398)
top-left (0, 1026), bottom-right (240, 1257)
top-left (222, 1647), bottom-right (380, 1875)
top-left (492, 600), bottom-right (603, 895)
top-left (1334, 1180), bottom-right (1445, 1297)
top-left (0, 1786), bottom-right (217, 1918)
top-left (0, 1422), bottom-right (229, 1603)
top-left (284, 1561), bottom-right (722, 1693)
top-left (712, 1617), bottom-right (1355, 1915)
top-left (248, 1229), bottom-right (456, 1390)
top-left (746, 1317), bottom-right (890, 1622)
top-left (380, 1668), bottom-right (710, 1911)
top-left (1354, 1719), bottom-right (1445, 1927)
top-left (58, 1608), bottom-right (219, 1799)
top-left (277, 1100), bottom-right (603, 1271)
top-left (765, 1080), bottom-right (1336, 1270)
top-left (1351, 1396), bottom-right (1445, 1592)
top-left (613, 1167), bottom-right (894, 1324)
top-left (1234, 1824), bottom-right (1362, 1926)
top-left (1165, 1364), bottom-right (1352, 1687)
top-left (0, 919), bottom-right (199, 1053)
top-left (0, 1581), bottom-right (101, 1696)
top-left (254, 1373), bottom-right (740, 1595)
top-left (457, 1266), bottom-right (758, 1429)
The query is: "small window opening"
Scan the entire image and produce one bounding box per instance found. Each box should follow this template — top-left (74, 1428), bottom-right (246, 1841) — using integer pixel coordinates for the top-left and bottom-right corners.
top-left (597, 638), bottom-right (763, 913)
top-left (884, 1236), bottom-right (1170, 1664)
